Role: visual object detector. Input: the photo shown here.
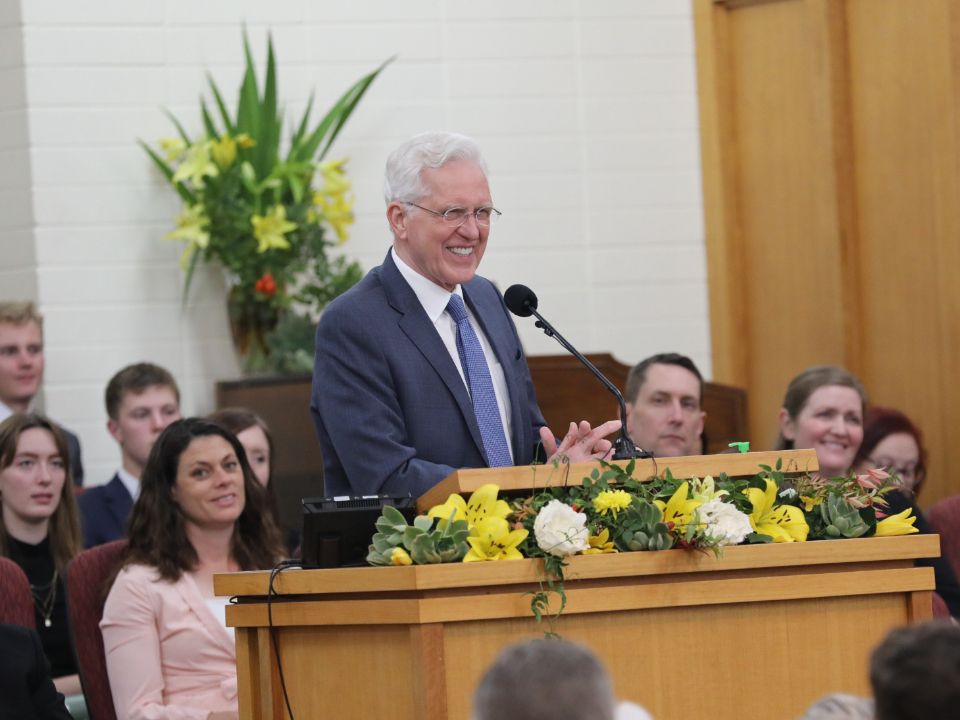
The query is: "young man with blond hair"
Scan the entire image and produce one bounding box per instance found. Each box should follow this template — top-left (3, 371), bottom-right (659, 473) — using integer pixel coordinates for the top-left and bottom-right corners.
top-left (0, 301), bottom-right (84, 485)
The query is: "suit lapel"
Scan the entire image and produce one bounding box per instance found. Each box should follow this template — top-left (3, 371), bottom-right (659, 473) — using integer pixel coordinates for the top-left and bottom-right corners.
top-left (105, 475), bottom-right (134, 536)
top-left (175, 573), bottom-right (237, 658)
top-left (463, 284), bottom-right (527, 461)
top-left (379, 251), bottom-right (489, 463)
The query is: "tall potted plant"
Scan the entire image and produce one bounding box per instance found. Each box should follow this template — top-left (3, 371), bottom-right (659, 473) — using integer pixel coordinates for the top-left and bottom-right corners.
top-left (144, 32), bottom-right (389, 373)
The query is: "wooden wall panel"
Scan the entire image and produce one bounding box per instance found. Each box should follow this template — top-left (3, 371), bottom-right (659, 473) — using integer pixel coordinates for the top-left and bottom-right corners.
top-left (696, 0), bottom-right (960, 506)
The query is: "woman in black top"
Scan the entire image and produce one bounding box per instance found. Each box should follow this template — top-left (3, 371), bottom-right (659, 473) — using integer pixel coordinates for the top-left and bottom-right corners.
top-left (0, 413), bottom-right (83, 697)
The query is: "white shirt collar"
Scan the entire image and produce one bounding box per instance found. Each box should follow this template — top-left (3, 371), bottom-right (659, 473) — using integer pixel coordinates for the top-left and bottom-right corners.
top-left (116, 466), bottom-right (140, 501)
top-left (0, 401), bottom-right (12, 424)
top-left (391, 247), bottom-right (464, 322)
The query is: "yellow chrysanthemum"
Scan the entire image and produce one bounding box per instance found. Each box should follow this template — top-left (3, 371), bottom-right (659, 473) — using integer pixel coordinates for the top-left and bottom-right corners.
top-left (251, 204), bottom-right (297, 253)
top-left (592, 490), bottom-right (632, 517)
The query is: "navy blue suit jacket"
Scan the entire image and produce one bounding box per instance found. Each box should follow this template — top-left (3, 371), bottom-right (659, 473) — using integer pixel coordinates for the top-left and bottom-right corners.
top-left (76, 474), bottom-right (133, 549)
top-left (311, 250), bottom-right (546, 499)
top-left (0, 623), bottom-right (72, 720)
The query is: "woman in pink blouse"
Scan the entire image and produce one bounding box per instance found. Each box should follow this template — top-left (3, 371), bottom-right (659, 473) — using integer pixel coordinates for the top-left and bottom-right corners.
top-left (101, 418), bottom-right (284, 720)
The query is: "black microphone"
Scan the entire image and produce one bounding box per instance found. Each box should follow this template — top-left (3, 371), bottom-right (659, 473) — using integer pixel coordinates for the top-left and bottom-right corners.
top-left (504, 284), bottom-right (652, 460)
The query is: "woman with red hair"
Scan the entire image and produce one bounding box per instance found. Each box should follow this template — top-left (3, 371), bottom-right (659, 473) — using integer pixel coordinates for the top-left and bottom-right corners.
top-left (853, 407), bottom-right (927, 498)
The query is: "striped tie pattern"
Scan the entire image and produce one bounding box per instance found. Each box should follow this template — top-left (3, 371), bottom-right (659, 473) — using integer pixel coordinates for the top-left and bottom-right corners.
top-left (445, 294), bottom-right (512, 467)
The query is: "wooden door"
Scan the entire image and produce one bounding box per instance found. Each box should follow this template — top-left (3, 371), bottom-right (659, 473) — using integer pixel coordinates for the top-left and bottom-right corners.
top-left (695, 0), bottom-right (960, 507)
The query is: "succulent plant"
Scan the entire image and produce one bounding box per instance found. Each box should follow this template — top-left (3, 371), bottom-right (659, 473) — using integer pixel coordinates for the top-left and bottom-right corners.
top-left (819, 493), bottom-right (869, 539)
top-left (614, 498), bottom-right (676, 552)
top-left (366, 507), bottom-right (471, 566)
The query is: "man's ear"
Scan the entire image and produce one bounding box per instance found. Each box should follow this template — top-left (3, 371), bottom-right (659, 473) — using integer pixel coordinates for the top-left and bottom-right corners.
top-left (696, 410), bottom-right (706, 438)
top-left (107, 418), bottom-right (122, 445)
top-left (778, 408), bottom-right (795, 441)
top-left (386, 202), bottom-right (408, 240)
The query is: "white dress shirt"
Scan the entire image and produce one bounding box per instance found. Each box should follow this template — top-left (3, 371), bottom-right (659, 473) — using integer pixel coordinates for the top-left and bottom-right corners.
top-left (391, 248), bottom-right (514, 463)
top-left (116, 466), bottom-right (141, 501)
top-left (0, 401), bottom-right (12, 424)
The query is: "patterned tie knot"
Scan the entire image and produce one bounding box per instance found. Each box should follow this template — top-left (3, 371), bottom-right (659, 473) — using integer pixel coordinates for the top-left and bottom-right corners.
top-left (446, 294), bottom-right (469, 324)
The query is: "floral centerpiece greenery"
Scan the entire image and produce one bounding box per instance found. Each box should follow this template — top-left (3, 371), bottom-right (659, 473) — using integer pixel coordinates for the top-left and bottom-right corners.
top-left (367, 458), bottom-right (919, 636)
top-left (143, 31), bottom-right (390, 373)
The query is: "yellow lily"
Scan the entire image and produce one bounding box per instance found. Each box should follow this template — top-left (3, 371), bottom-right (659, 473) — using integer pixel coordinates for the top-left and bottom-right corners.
top-left (162, 204), bottom-right (210, 270)
top-left (318, 157), bottom-right (352, 196)
top-left (316, 191), bottom-right (355, 243)
top-left (251, 204), bottom-right (297, 253)
top-left (171, 141), bottom-right (218, 188)
top-left (744, 479), bottom-right (809, 542)
top-left (690, 475), bottom-right (727, 503)
top-left (592, 489), bottom-right (632, 517)
top-left (800, 495), bottom-right (823, 512)
top-left (581, 528), bottom-right (618, 555)
top-left (389, 547), bottom-right (413, 566)
top-left (428, 483), bottom-right (510, 533)
top-left (463, 518), bottom-right (528, 562)
top-left (235, 133), bottom-right (256, 149)
top-left (654, 482), bottom-right (702, 533)
top-left (159, 137), bottom-right (186, 162)
top-left (875, 509), bottom-right (919, 537)
top-left (210, 134), bottom-right (236, 169)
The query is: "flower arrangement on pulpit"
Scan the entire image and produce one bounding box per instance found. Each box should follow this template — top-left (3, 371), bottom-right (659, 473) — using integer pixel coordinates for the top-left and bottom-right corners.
top-left (143, 31), bottom-right (389, 373)
top-left (367, 458), bottom-right (918, 635)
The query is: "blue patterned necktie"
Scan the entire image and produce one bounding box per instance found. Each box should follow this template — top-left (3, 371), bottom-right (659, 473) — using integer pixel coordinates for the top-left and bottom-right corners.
top-left (445, 294), bottom-right (513, 467)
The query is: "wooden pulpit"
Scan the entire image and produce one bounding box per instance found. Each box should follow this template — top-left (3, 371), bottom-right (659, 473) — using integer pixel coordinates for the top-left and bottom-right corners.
top-left (215, 450), bottom-right (938, 720)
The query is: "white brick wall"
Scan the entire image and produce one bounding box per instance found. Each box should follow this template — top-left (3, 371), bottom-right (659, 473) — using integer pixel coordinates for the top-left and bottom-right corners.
top-left (6, 0), bottom-right (711, 485)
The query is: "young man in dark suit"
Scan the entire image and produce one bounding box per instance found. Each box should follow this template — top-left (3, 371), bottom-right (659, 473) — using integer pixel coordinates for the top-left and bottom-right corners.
top-left (0, 302), bottom-right (84, 486)
top-left (77, 363), bottom-right (181, 548)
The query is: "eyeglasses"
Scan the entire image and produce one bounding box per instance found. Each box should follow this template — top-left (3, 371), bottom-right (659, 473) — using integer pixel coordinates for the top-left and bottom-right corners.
top-left (404, 202), bottom-right (501, 227)
top-left (868, 456), bottom-right (922, 482)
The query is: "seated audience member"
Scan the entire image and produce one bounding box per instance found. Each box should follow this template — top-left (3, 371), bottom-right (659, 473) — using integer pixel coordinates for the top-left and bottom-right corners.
top-left (871, 620), bottom-right (960, 720)
top-left (624, 353), bottom-right (705, 457)
top-left (777, 368), bottom-right (960, 616)
top-left (208, 408), bottom-right (298, 552)
top-left (798, 694), bottom-right (873, 720)
top-left (472, 639), bottom-right (655, 720)
top-left (77, 363), bottom-right (181, 548)
top-left (0, 414), bottom-right (83, 698)
top-left (0, 302), bottom-right (83, 486)
top-left (775, 366), bottom-right (868, 478)
top-left (101, 418), bottom-right (284, 720)
top-left (854, 406), bottom-right (927, 499)
top-left (0, 622), bottom-right (73, 720)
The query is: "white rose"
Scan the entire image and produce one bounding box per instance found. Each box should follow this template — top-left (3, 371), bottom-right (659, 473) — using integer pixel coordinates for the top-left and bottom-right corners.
top-left (533, 499), bottom-right (590, 556)
top-left (696, 499), bottom-right (753, 547)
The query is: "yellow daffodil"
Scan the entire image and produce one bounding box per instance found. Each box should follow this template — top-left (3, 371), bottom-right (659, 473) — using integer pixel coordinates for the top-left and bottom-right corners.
top-left (581, 528), bottom-right (618, 555)
top-left (744, 479), bottom-right (809, 542)
top-left (389, 547), bottom-right (413, 566)
top-left (159, 137), bottom-right (186, 162)
top-left (463, 518), bottom-right (528, 562)
top-left (592, 489), bottom-right (632, 517)
top-left (428, 483), bottom-right (510, 533)
top-left (210, 134), bottom-right (237, 169)
top-left (162, 204), bottom-right (210, 270)
top-left (875, 509), bottom-right (919, 537)
top-left (316, 191), bottom-right (355, 243)
top-left (800, 495), bottom-right (823, 512)
top-left (654, 482), bottom-right (702, 533)
top-left (318, 157), bottom-right (352, 196)
top-left (171, 141), bottom-right (218, 188)
top-left (235, 133), bottom-right (256, 149)
top-left (251, 204), bottom-right (297, 253)
top-left (690, 476), bottom-right (728, 503)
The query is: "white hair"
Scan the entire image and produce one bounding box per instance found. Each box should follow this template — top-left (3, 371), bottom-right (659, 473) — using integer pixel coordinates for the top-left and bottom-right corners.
top-left (798, 694), bottom-right (874, 720)
top-left (382, 131), bottom-right (489, 205)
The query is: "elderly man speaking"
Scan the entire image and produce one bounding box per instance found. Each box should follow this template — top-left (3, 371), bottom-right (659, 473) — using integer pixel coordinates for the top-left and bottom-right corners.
top-left (311, 131), bottom-right (619, 498)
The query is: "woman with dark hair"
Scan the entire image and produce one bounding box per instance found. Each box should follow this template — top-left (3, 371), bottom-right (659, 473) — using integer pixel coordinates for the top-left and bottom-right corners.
top-left (853, 406), bottom-right (928, 499)
top-left (0, 413), bottom-right (83, 699)
top-left (101, 418), bottom-right (285, 720)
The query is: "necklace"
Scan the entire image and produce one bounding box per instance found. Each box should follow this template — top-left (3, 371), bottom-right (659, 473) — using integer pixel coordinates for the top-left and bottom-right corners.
top-left (30, 569), bottom-right (58, 628)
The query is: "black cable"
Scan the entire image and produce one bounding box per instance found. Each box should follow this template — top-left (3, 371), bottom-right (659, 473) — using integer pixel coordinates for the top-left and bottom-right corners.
top-left (268, 558), bottom-right (302, 720)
